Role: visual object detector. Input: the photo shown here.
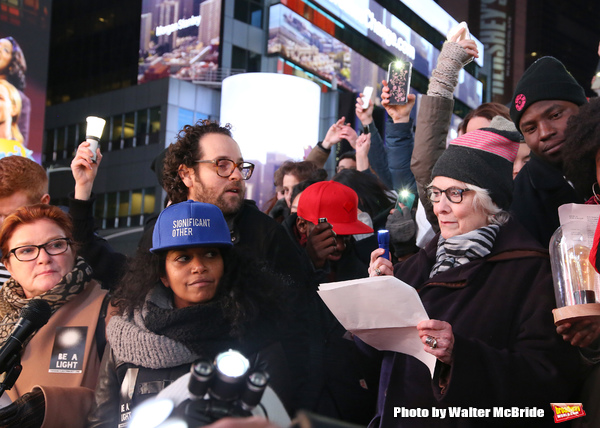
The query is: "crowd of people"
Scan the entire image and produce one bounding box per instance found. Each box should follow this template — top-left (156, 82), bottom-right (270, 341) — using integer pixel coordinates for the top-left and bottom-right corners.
top-left (0, 24), bottom-right (598, 428)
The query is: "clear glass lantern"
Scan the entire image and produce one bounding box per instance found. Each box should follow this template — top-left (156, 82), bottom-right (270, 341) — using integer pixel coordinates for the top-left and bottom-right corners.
top-left (550, 224), bottom-right (600, 324)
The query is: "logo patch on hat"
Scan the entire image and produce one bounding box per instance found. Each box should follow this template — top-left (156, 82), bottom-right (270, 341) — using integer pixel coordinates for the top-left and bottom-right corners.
top-left (515, 94), bottom-right (526, 111)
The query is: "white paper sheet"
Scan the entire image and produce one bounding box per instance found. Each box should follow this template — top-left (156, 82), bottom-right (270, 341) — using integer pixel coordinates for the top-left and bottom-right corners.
top-left (318, 276), bottom-right (436, 377)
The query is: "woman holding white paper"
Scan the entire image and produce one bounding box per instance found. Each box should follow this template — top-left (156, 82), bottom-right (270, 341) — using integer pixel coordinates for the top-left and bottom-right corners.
top-left (366, 117), bottom-right (584, 427)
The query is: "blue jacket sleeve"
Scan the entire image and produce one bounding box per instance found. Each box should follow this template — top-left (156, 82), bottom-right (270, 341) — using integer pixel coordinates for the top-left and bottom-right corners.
top-left (385, 119), bottom-right (417, 193)
top-left (366, 122), bottom-right (394, 189)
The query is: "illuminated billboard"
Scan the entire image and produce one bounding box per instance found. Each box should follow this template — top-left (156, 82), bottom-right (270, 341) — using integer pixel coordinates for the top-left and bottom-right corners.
top-left (138, 0), bottom-right (222, 84)
top-left (268, 5), bottom-right (357, 92)
top-left (269, 4), bottom-right (482, 108)
top-left (0, 2), bottom-right (52, 163)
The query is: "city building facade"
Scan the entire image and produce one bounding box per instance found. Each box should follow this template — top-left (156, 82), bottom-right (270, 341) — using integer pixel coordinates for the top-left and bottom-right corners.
top-left (43, 0), bottom-right (490, 253)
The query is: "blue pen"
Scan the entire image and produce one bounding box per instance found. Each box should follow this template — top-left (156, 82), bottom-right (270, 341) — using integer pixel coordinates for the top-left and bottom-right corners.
top-left (378, 230), bottom-right (390, 260)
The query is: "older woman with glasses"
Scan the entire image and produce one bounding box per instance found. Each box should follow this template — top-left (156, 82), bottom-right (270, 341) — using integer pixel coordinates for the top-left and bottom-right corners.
top-left (0, 204), bottom-right (108, 428)
top-left (366, 117), bottom-right (584, 427)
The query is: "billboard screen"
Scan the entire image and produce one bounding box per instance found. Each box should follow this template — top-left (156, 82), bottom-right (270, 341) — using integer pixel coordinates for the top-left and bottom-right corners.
top-left (0, 2), bottom-right (53, 163)
top-left (138, 0), bottom-right (222, 84)
top-left (269, 4), bottom-right (482, 108)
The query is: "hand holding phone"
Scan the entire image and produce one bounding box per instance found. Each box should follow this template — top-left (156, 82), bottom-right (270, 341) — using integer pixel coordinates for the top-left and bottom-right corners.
top-left (361, 86), bottom-right (374, 109)
top-left (378, 230), bottom-right (390, 261)
top-left (387, 61), bottom-right (412, 105)
top-left (447, 21), bottom-right (471, 42)
top-left (396, 189), bottom-right (416, 210)
top-left (446, 22), bottom-right (474, 65)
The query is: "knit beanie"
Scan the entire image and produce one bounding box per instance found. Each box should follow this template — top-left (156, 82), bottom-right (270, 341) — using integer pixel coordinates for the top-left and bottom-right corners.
top-left (431, 116), bottom-right (521, 209)
top-left (510, 56), bottom-right (587, 130)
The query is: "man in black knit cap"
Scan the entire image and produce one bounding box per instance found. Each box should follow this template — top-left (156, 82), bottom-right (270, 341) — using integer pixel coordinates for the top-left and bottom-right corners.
top-left (509, 56), bottom-right (587, 248)
top-left (511, 59), bottom-right (600, 427)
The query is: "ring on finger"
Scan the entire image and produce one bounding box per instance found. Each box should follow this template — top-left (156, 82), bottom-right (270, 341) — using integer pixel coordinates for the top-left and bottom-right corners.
top-left (425, 336), bottom-right (438, 349)
top-left (374, 268), bottom-right (382, 276)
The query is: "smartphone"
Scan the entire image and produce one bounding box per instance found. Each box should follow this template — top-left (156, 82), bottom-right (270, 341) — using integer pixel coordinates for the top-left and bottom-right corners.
top-left (387, 60), bottom-right (412, 105)
top-left (396, 189), bottom-right (416, 210)
top-left (446, 21), bottom-right (471, 42)
top-left (361, 86), bottom-right (374, 109)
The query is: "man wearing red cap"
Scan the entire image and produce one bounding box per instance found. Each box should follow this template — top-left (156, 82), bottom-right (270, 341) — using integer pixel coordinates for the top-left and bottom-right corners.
top-left (284, 180), bottom-right (379, 425)
top-left (295, 181), bottom-right (374, 279)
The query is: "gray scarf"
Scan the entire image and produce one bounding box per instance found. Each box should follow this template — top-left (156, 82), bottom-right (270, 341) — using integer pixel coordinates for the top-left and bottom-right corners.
top-left (430, 225), bottom-right (500, 278)
top-left (106, 286), bottom-right (198, 369)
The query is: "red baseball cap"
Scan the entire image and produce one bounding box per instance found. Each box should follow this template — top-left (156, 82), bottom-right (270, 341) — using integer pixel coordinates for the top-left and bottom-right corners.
top-left (297, 181), bottom-right (374, 235)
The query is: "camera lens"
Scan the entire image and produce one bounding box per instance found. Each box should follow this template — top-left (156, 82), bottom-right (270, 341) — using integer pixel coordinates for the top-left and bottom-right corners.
top-left (189, 360), bottom-right (214, 399)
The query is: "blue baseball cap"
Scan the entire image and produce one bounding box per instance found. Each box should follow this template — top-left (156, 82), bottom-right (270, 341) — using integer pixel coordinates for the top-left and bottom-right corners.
top-left (150, 200), bottom-right (233, 253)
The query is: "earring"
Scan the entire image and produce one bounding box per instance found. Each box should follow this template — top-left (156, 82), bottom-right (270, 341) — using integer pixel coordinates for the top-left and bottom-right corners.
top-left (593, 182), bottom-right (600, 203)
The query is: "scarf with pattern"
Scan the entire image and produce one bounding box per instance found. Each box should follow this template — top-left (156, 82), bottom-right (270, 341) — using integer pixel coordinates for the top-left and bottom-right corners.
top-left (430, 225), bottom-right (500, 278)
top-left (0, 257), bottom-right (93, 345)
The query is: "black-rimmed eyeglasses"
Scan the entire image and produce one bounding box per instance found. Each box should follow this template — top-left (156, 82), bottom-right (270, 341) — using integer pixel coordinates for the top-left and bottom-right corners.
top-left (9, 238), bottom-right (72, 262)
top-left (426, 186), bottom-right (472, 204)
top-left (195, 159), bottom-right (255, 180)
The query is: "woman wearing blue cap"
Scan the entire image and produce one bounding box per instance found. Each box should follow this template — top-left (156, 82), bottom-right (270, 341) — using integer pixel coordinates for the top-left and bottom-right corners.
top-left (88, 201), bottom-right (292, 427)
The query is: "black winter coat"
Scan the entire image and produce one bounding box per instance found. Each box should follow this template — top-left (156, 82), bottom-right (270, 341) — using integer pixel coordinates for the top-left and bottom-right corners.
top-left (511, 153), bottom-right (582, 247)
top-left (362, 219), bottom-right (585, 428)
top-left (281, 213), bottom-right (380, 424)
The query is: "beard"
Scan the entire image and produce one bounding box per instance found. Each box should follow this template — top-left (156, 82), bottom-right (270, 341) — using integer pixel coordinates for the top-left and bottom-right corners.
top-left (191, 178), bottom-right (245, 217)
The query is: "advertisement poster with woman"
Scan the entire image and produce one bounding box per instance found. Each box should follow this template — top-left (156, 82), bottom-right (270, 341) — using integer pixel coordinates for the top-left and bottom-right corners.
top-left (0, 2), bottom-right (52, 163)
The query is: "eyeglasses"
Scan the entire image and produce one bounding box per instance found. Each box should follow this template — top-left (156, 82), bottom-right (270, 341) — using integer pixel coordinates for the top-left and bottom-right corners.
top-left (9, 238), bottom-right (72, 262)
top-left (195, 158), bottom-right (255, 180)
top-left (426, 186), bottom-right (472, 204)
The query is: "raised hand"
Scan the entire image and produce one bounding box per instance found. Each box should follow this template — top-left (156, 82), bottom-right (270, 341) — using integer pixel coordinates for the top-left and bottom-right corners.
top-left (381, 80), bottom-right (416, 123)
top-left (71, 141), bottom-right (102, 200)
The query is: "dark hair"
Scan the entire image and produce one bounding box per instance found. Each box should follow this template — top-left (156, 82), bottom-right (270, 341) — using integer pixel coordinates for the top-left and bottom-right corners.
top-left (273, 166), bottom-right (284, 188)
top-left (2, 37), bottom-right (27, 91)
top-left (332, 169), bottom-right (394, 218)
top-left (338, 151), bottom-right (356, 164)
top-left (163, 120), bottom-right (233, 204)
top-left (111, 247), bottom-right (288, 337)
top-left (562, 97), bottom-right (600, 200)
top-left (276, 160), bottom-right (321, 183)
top-left (458, 102), bottom-right (510, 135)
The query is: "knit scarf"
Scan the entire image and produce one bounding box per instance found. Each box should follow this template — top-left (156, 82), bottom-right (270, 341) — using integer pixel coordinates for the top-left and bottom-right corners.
top-left (430, 225), bottom-right (500, 278)
top-left (0, 257), bottom-right (93, 345)
top-left (107, 285), bottom-right (270, 369)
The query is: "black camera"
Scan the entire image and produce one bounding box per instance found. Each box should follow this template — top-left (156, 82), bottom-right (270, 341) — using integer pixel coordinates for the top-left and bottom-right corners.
top-left (175, 349), bottom-right (269, 426)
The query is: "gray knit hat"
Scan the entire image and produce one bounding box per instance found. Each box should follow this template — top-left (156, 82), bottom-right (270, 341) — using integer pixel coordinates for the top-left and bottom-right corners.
top-left (431, 116), bottom-right (521, 209)
top-left (510, 56), bottom-right (587, 130)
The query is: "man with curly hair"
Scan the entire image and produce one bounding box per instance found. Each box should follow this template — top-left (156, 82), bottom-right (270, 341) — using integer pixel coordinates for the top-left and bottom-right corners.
top-left (509, 56), bottom-right (588, 248)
